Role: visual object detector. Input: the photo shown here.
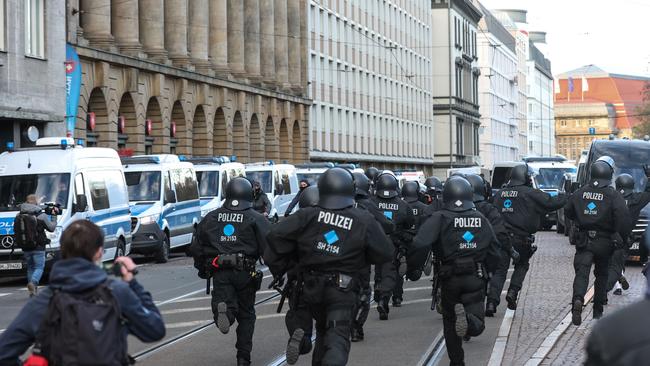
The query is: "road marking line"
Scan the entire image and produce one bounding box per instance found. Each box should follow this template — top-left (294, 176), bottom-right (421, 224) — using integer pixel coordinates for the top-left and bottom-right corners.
top-left (0, 293), bottom-right (11, 297)
top-left (155, 289), bottom-right (206, 306)
top-left (165, 313), bottom-right (286, 330)
top-left (525, 285), bottom-right (595, 366)
top-left (487, 309), bottom-right (515, 366)
top-left (416, 330), bottom-right (445, 366)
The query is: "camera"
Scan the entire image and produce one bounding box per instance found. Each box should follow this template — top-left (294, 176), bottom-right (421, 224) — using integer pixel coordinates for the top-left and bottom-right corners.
top-left (43, 202), bottom-right (61, 216)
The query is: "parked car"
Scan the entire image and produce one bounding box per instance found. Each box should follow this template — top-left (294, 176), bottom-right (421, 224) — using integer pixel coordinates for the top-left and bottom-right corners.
top-left (0, 137), bottom-right (132, 276)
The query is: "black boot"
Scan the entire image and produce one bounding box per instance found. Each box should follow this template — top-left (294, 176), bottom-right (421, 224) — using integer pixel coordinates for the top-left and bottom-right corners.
top-left (572, 299), bottom-right (583, 326)
top-left (485, 301), bottom-right (497, 317)
top-left (593, 303), bottom-right (604, 320)
top-left (286, 328), bottom-right (305, 365)
top-left (392, 296), bottom-right (403, 307)
top-left (377, 298), bottom-right (389, 320)
top-left (619, 275), bottom-right (630, 290)
top-left (351, 326), bottom-right (364, 342)
top-left (506, 290), bottom-right (518, 310)
top-left (237, 358), bottom-right (251, 366)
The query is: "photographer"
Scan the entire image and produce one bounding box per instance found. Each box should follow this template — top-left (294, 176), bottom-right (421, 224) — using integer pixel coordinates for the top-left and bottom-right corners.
top-left (15, 195), bottom-right (57, 297)
top-left (0, 220), bottom-right (165, 366)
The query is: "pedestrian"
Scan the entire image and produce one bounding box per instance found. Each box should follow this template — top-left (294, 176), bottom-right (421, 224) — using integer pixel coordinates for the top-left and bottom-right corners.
top-left (407, 176), bottom-right (502, 366)
top-left (13, 194), bottom-right (57, 297)
top-left (351, 172), bottom-right (394, 342)
top-left (190, 177), bottom-right (269, 366)
top-left (464, 174), bottom-right (520, 317)
top-left (564, 157), bottom-right (633, 325)
top-left (584, 232), bottom-right (650, 365)
top-left (265, 167), bottom-right (393, 365)
top-left (285, 179), bottom-right (311, 217)
top-left (491, 163), bottom-right (567, 310)
top-left (0, 220), bottom-right (165, 366)
top-left (371, 172), bottom-right (414, 318)
top-left (252, 180), bottom-right (272, 217)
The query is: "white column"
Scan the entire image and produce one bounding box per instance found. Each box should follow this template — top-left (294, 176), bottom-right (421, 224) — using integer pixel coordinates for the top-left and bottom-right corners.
top-left (81, 0), bottom-right (114, 49)
top-left (227, 0), bottom-right (246, 75)
top-left (189, 0), bottom-right (211, 73)
top-left (139, 0), bottom-right (168, 62)
top-left (164, 0), bottom-right (191, 68)
top-left (209, 0), bottom-right (229, 74)
top-left (260, 0), bottom-right (276, 85)
top-left (274, 0), bottom-right (290, 89)
top-left (112, 0), bottom-right (143, 56)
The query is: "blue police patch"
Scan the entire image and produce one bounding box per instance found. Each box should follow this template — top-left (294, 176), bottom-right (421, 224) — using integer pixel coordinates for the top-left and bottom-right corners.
top-left (223, 224), bottom-right (235, 236)
top-left (462, 231), bottom-right (474, 243)
top-left (503, 199), bottom-right (512, 209)
top-left (383, 211), bottom-right (393, 220)
top-left (587, 202), bottom-right (597, 211)
top-left (324, 230), bottom-right (339, 245)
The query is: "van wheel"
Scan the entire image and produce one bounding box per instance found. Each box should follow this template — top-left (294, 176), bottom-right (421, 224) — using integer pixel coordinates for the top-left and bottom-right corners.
top-left (114, 239), bottom-right (126, 261)
top-left (155, 235), bottom-right (170, 263)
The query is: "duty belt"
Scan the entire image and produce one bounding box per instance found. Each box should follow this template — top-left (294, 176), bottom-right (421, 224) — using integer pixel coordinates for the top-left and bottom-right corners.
top-left (304, 270), bottom-right (356, 290)
top-left (210, 253), bottom-right (257, 272)
top-left (579, 230), bottom-right (614, 239)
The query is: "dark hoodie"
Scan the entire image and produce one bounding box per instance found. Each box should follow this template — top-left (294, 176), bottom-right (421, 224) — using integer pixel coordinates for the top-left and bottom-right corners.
top-left (0, 258), bottom-right (165, 365)
top-left (18, 203), bottom-right (56, 251)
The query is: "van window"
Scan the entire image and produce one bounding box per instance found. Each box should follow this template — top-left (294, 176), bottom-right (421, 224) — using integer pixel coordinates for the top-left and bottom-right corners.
top-left (73, 173), bottom-right (86, 211)
top-left (86, 172), bottom-right (110, 210)
top-left (0, 173), bottom-right (71, 211)
top-left (196, 171), bottom-right (219, 198)
top-left (220, 171), bottom-right (228, 197)
top-left (104, 171), bottom-right (129, 206)
top-left (274, 171), bottom-right (283, 195)
top-left (491, 167), bottom-right (512, 189)
top-left (163, 172), bottom-right (174, 202)
top-left (171, 168), bottom-right (199, 202)
top-left (125, 171), bottom-right (161, 202)
top-left (246, 171), bottom-right (272, 193)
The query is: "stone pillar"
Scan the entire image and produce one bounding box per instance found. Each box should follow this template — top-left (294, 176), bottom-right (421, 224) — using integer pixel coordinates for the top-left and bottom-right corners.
top-left (139, 0), bottom-right (168, 62)
top-left (80, 0), bottom-right (114, 50)
top-left (209, 0), bottom-right (229, 75)
top-left (300, 0), bottom-right (308, 93)
top-left (164, 0), bottom-right (191, 68)
top-left (227, 0), bottom-right (246, 76)
top-left (244, 0), bottom-right (261, 82)
top-left (189, 0), bottom-right (212, 74)
top-left (274, 0), bottom-right (290, 90)
top-left (112, 0), bottom-right (143, 56)
top-left (260, 0), bottom-right (275, 85)
top-left (287, 0), bottom-right (302, 92)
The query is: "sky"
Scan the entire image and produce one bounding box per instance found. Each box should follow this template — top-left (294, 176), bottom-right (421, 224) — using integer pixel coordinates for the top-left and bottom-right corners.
top-left (479, 0), bottom-right (650, 77)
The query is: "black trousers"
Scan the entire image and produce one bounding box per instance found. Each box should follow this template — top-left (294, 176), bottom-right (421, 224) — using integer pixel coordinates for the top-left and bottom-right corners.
top-left (353, 266), bottom-right (371, 331)
top-left (300, 277), bottom-right (358, 366)
top-left (573, 238), bottom-right (613, 306)
top-left (374, 256), bottom-right (397, 300)
top-left (441, 275), bottom-right (487, 366)
top-left (606, 247), bottom-right (627, 292)
top-left (508, 237), bottom-right (535, 292)
top-left (285, 283), bottom-right (315, 354)
top-left (486, 248), bottom-right (512, 306)
top-left (211, 270), bottom-right (257, 362)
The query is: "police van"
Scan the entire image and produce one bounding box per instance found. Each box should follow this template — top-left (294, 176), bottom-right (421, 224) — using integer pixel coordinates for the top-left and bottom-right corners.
top-left (122, 155), bottom-right (201, 262)
top-left (245, 162), bottom-right (298, 219)
top-left (395, 170), bottom-right (426, 188)
top-left (180, 156), bottom-right (245, 217)
top-left (296, 163), bottom-right (334, 186)
top-left (526, 157), bottom-right (577, 229)
top-left (0, 137), bottom-right (132, 275)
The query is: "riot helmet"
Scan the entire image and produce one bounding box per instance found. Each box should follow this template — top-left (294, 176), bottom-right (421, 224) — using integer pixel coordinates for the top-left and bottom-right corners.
top-left (508, 163), bottom-right (529, 186)
top-left (615, 173), bottom-right (635, 196)
top-left (298, 186), bottom-right (320, 208)
top-left (365, 167), bottom-right (380, 184)
top-left (223, 177), bottom-right (254, 211)
top-left (352, 172), bottom-right (371, 197)
top-left (317, 167), bottom-right (356, 210)
top-left (590, 156), bottom-right (614, 187)
top-left (465, 174), bottom-right (487, 202)
top-left (375, 173), bottom-right (399, 199)
top-left (401, 181), bottom-right (420, 203)
top-left (442, 176), bottom-right (475, 212)
top-left (424, 176), bottom-right (443, 196)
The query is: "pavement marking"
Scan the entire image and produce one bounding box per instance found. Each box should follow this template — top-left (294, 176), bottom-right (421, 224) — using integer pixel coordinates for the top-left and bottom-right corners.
top-left (524, 285), bottom-right (595, 366)
top-left (0, 293), bottom-right (11, 297)
top-left (416, 330), bottom-right (445, 366)
top-left (487, 309), bottom-right (515, 366)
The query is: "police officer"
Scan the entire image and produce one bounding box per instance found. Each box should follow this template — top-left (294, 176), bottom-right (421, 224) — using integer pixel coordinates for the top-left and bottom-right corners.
top-left (465, 174), bottom-right (520, 316)
top-left (365, 166), bottom-right (380, 195)
top-left (265, 168), bottom-right (393, 365)
top-left (372, 172), bottom-right (415, 318)
top-left (607, 173), bottom-right (650, 295)
top-left (351, 172), bottom-right (395, 342)
top-left (491, 163), bottom-right (567, 310)
top-left (285, 180), bottom-right (311, 216)
top-left (191, 177), bottom-right (269, 366)
top-left (564, 157), bottom-right (632, 325)
top-left (407, 177), bottom-right (502, 366)
top-left (424, 176), bottom-right (444, 209)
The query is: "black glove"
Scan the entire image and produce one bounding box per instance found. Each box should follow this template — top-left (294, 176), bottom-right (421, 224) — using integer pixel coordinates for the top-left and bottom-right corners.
top-left (198, 268), bottom-right (209, 279)
top-left (510, 248), bottom-right (521, 264)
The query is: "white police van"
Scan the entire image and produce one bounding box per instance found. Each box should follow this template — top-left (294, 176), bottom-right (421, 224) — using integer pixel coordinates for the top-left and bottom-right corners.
top-left (180, 156), bottom-right (245, 217)
top-left (245, 162), bottom-right (298, 219)
top-left (122, 155), bottom-right (201, 262)
top-left (296, 163), bottom-right (334, 186)
top-left (0, 137), bottom-right (132, 275)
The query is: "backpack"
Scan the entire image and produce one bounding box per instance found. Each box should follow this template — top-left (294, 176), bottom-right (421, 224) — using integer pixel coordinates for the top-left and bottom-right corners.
top-left (13, 213), bottom-right (40, 251)
top-left (32, 281), bottom-right (131, 366)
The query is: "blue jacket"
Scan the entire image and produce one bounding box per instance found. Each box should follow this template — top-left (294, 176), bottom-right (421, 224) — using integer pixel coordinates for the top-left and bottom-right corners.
top-left (0, 258), bottom-right (166, 365)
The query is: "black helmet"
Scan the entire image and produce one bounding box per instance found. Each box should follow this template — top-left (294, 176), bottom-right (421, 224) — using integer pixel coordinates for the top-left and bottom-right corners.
top-left (508, 164), bottom-right (529, 186)
top-left (465, 174), bottom-right (487, 202)
top-left (424, 176), bottom-right (443, 194)
top-left (317, 167), bottom-right (355, 210)
top-left (223, 177), bottom-right (253, 211)
top-left (353, 172), bottom-right (371, 197)
top-left (375, 173), bottom-right (399, 199)
top-left (365, 167), bottom-right (380, 184)
top-left (442, 176), bottom-right (475, 212)
top-left (615, 173), bottom-right (635, 196)
top-left (590, 156), bottom-right (614, 187)
top-left (298, 186), bottom-right (320, 208)
top-left (401, 181), bottom-right (420, 203)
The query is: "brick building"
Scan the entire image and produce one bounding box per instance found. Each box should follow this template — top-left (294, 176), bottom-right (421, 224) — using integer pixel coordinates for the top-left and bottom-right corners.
top-left (554, 65), bottom-right (650, 161)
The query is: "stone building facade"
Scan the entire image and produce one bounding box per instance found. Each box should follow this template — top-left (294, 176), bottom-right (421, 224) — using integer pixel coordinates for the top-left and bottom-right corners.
top-left (66, 0), bottom-right (310, 163)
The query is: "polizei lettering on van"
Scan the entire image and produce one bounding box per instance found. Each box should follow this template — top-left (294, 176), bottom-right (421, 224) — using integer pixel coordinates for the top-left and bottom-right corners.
top-left (377, 202), bottom-right (399, 211)
top-left (317, 211), bottom-right (353, 230)
top-left (454, 217), bottom-right (482, 228)
top-left (582, 192), bottom-right (604, 201)
top-left (217, 213), bottom-right (244, 223)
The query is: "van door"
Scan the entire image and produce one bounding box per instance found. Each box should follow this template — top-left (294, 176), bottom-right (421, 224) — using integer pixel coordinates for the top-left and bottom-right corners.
top-left (85, 171), bottom-right (115, 260)
top-left (71, 173), bottom-right (89, 222)
top-left (167, 168), bottom-right (200, 247)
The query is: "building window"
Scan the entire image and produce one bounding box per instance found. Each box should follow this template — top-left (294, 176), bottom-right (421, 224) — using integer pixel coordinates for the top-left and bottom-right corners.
top-left (588, 119), bottom-right (594, 126)
top-left (25, 0), bottom-right (45, 58)
top-left (0, 0), bottom-right (5, 51)
top-left (456, 119), bottom-right (464, 156)
top-left (560, 120), bottom-right (567, 127)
